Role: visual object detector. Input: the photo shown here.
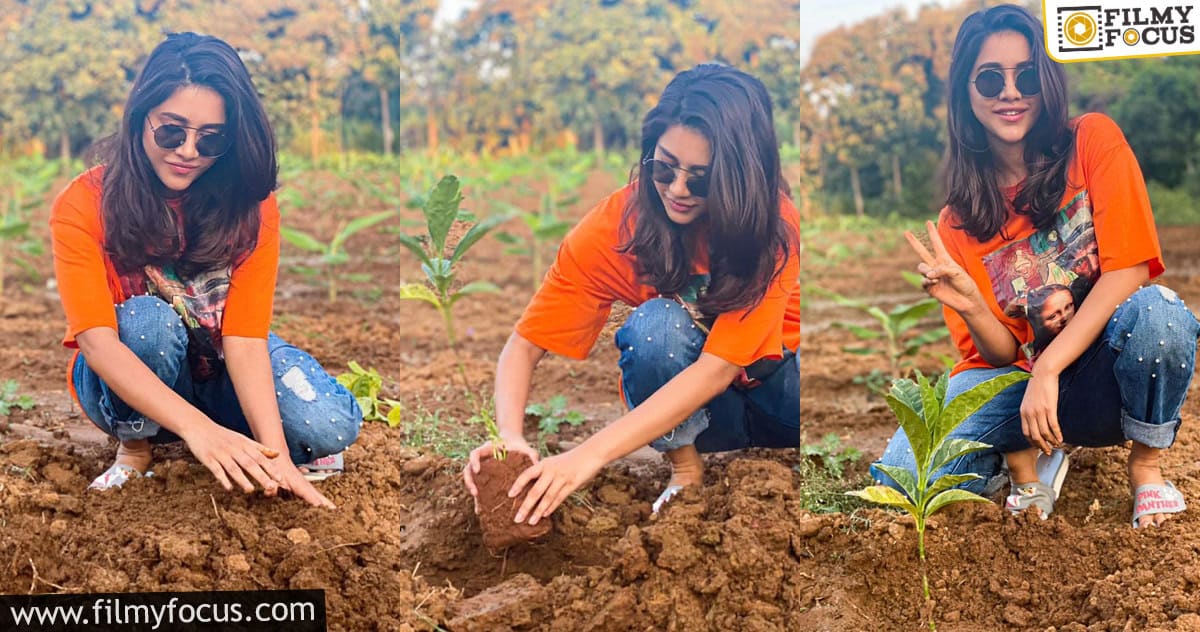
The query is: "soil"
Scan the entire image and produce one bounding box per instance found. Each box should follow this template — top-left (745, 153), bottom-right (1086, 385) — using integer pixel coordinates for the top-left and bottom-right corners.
top-left (474, 452), bottom-right (553, 550)
top-left (2, 169), bottom-right (1200, 630)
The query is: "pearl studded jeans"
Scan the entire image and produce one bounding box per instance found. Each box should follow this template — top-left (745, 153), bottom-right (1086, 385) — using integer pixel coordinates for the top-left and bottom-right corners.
top-left (73, 295), bottom-right (362, 465)
top-left (615, 298), bottom-right (800, 453)
top-left (872, 285), bottom-right (1200, 495)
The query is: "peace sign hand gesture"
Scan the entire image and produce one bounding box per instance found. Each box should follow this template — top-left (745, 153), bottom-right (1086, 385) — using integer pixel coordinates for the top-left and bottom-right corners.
top-left (905, 221), bottom-right (986, 316)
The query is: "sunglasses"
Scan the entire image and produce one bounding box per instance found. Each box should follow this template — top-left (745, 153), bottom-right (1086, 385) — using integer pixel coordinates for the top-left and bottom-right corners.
top-left (643, 157), bottom-right (710, 198)
top-left (971, 66), bottom-right (1041, 99)
top-left (147, 118), bottom-right (232, 158)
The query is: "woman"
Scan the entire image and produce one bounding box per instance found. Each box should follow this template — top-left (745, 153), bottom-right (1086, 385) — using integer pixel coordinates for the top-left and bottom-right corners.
top-left (462, 64), bottom-right (800, 526)
top-left (51, 33), bottom-right (362, 508)
top-left (874, 4), bottom-right (1198, 527)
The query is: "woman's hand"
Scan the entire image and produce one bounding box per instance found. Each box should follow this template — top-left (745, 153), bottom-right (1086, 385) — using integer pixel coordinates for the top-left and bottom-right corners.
top-left (274, 459), bottom-right (336, 509)
top-left (462, 435), bottom-right (539, 512)
top-left (179, 422), bottom-right (286, 496)
top-left (509, 447), bottom-right (606, 526)
top-left (906, 221), bottom-right (986, 315)
top-left (1019, 370), bottom-right (1063, 455)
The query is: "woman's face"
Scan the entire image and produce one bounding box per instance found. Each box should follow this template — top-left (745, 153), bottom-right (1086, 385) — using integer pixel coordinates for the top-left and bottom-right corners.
top-left (968, 30), bottom-right (1043, 151)
top-left (651, 125), bottom-right (711, 226)
top-left (1040, 288), bottom-right (1075, 335)
top-left (142, 85), bottom-right (226, 193)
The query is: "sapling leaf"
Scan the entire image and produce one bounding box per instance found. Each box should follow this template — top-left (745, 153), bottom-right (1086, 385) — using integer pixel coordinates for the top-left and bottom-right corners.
top-left (925, 488), bottom-right (990, 516)
top-left (873, 463), bottom-right (920, 500)
top-left (450, 212), bottom-right (510, 265)
top-left (917, 372), bottom-right (941, 445)
top-left (891, 299), bottom-right (941, 332)
top-left (331, 210), bottom-right (393, 253)
top-left (843, 347), bottom-right (879, 356)
top-left (424, 175), bottom-right (463, 256)
top-left (937, 371), bottom-right (1030, 445)
top-left (397, 234), bottom-right (432, 267)
top-left (398, 283), bottom-right (442, 307)
top-left (833, 323), bottom-right (882, 340)
top-left (452, 280), bottom-right (500, 297)
top-left (922, 473), bottom-right (982, 504)
top-left (279, 227), bottom-right (327, 252)
top-left (928, 438), bottom-right (991, 474)
top-left (847, 486), bottom-right (918, 515)
top-left (884, 390), bottom-right (930, 473)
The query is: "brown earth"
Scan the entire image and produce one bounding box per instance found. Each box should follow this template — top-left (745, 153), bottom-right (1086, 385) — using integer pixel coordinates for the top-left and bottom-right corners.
top-left (2, 168), bottom-right (1200, 630)
top-left (475, 452), bottom-right (553, 550)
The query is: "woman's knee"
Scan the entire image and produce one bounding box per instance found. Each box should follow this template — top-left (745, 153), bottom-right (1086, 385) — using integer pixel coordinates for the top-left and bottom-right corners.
top-left (615, 298), bottom-right (705, 376)
top-left (1115, 285), bottom-right (1200, 361)
top-left (115, 296), bottom-right (188, 361)
top-left (270, 341), bottom-right (363, 463)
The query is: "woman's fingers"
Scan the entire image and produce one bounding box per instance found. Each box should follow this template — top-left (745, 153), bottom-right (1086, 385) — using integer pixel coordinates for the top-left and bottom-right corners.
top-left (220, 456), bottom-right (257, 493)
top-left (926, 221), bottom-right (951, 258)
top-left (514, 469), bottom-right (554, 523)
top-left (528, 478), bottom-right (568, 526)
top-left (202, 458), bottom-right (234, 492)
top-left (905, 230), bottom-right (937, 266)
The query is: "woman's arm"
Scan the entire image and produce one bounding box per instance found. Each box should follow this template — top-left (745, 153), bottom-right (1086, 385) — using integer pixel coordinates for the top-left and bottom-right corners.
top-left (76, 327), bottom-right (284, 493)
top-left (508, 352), bottom-right (743, 525)
top-left (1020, 263), bottom-right (1148, 453)
top-left (223, 336), bottom-right (336, 508)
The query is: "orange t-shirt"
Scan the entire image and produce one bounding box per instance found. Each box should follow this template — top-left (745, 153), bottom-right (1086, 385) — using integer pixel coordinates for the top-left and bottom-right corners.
top-left (50, 167), bottom-right (280, 380)
top-left (939, 113), bottom-right (1162, 375)
top-left (515, 184), bottom-right (801, 368)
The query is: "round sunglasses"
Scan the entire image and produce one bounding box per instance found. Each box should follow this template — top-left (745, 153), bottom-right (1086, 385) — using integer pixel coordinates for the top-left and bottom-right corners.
top-left (146, 118), bottom-right (232, 158)
top-left (971, 66), bottom-right (1040, 99)
top-left (643, 157), bottom-right (710, 198)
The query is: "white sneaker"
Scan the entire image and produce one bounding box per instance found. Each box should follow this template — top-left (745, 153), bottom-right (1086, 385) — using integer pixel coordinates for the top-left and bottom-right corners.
top-left (301, 452), bottom-right (344, 481)
top-left (1035, 449), bottom-right (1069, 500)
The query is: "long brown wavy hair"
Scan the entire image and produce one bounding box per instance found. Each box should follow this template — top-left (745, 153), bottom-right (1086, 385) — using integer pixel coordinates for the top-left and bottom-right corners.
top-left (98, 32), bottom-right (276, 276)
top-left (943, 4), bottom-right (1075, 242)
top-left (620, 64), bottom-right (796, 315)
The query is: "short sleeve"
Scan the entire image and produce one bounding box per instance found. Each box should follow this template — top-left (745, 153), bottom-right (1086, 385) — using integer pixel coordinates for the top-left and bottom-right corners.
top-left (222, 194), bottom-right (280, 338)
top-left (515, 189), bottom-right (635, 359)
top-left (50, 174), bottom-right (118, 347)
top-left (1077, 113), bottom-right (1163, 278)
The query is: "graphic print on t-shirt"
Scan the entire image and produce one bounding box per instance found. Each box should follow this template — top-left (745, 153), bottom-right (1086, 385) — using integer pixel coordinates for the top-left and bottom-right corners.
top-left (981, 191), bottom-right (1100, 361)
top-left (119, 265), bottom-right (232, 381)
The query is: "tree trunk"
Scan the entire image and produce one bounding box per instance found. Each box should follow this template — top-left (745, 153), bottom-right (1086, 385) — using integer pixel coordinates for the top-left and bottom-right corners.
top-left (59, 127), bottom-right (71, 168)
top-left (309, 77), bottom-right (320, 167)
top-left (380, 86), bottom-right (394, 156)
top-left (592, 117), bottom-right (605, 157)
top-left (850, 164), bottom-right (864, 218)
top-left (892, 153), bottom-right (903, 199)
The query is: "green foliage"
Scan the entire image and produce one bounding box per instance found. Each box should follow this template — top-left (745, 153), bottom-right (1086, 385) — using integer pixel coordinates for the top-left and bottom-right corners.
top-left (1147, 182), bottom-right (1200, 226)
top-left (527, 395), bottom-right (586, 435)
top-left (397, 175), bottom-right (508, 455)
top-left (280, 210), bottom-right (392, 302)
top-left (0, 380), bottom-right (35, 416)
top-left (802, 432), bottom-right (862, 479)
top-left (335, 362), bottom-right (401, 428)
top-left (848, 370), bottom-right (1030, 628)
top-left (813, 279), bottom-right (949, 392)
top-left (0, 156), bottom-right (56, 294)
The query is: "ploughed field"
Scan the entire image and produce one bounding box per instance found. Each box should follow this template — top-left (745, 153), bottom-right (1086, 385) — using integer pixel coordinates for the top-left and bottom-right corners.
top-left (2, 168), bottom-right (1199, 630)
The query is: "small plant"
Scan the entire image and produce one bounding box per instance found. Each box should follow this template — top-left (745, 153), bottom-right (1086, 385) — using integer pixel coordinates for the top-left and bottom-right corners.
top-left (335, 362), bottom-right (401, 427)
top-left (280, 210), bottom-right (392, 302)
top-left (493, 206), bottom-right (573, 291)
top-left (802, 432), bottom-right (861, 479)
top-left (526, 395), bottom-right (586, 454)
top-left (397, 175), bottom-right (508, 457)
top-left (0, 380), bottom-right (35, 416)
top-left (848, 369), bottom-right (1030, 630)
top-left (812, 277), bottom-right (949, 392)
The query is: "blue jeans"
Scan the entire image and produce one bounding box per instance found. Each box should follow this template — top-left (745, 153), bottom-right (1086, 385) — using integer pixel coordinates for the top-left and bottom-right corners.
top-left (73, 295), bottom-right (363, 465)
top-left (614, 298), bottom-right (799, 452)
top-left (873, 285), bottom-right (1200, 494)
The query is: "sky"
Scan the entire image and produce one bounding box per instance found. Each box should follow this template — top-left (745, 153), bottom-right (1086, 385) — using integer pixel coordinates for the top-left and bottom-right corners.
top-left (800, 0), bottom-right (937, 65)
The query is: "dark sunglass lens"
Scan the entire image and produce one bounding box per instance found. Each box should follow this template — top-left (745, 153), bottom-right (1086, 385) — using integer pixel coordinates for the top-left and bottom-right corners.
top-left (153, 124), bottom-right (188, 149)
top-left (196, 133), bottom-right (231, 157)
top-left (648, 159), bottom-right (675, 184)
top-left (974, 70), bottom-right (1004, 98)
top-left (687, 177), bottom-right (709, 198)
top-left (1016, 68), bottom-right (1041, 96)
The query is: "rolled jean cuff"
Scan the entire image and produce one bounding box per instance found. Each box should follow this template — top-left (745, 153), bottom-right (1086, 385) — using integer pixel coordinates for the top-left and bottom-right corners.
top-left (648, 408), bottom-right (710, 452)
top-left (95, 394), bottom-right (164, 442)
top-left (1122, 411), bottom-right (1179, 449)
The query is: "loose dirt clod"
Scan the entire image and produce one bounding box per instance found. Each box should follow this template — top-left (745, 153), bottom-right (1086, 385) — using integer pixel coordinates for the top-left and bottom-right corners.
top-left (473, 452), bottom-right (552, 550)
